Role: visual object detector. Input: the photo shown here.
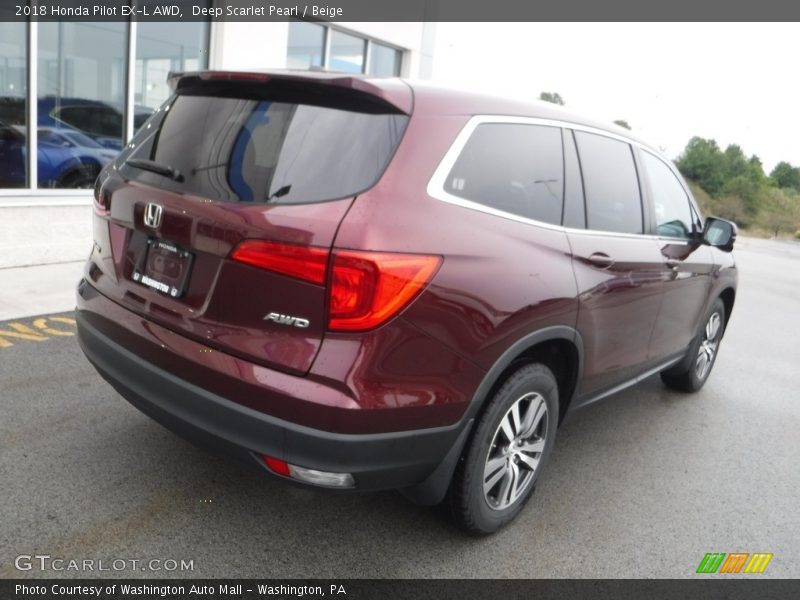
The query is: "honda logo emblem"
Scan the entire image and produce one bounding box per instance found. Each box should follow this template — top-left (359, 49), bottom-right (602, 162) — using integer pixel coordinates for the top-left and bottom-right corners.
top-left (144, 203), bottom-right (163, 229)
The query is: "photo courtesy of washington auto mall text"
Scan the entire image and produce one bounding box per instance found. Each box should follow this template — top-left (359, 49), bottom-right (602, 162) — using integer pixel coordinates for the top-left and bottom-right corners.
top-left (14, 583), bottom-right (348, 597)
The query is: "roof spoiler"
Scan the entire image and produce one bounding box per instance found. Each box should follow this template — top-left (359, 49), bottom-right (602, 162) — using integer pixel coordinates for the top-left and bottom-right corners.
top-left (167, 70), bottom-right (412, 114)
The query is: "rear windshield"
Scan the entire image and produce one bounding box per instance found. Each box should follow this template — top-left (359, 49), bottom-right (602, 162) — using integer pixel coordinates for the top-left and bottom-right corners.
top-left (119, 94), bottom-right (408, 204)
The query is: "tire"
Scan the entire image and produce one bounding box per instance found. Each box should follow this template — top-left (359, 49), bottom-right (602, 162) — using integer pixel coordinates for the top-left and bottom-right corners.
top-left (660, 298), bottom-right (726, 393)
top-left (448, 363), bottom-right (558, 534)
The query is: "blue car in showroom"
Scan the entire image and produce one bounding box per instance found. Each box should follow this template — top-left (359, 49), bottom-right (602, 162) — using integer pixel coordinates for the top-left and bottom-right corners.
top-left (0, 121), bottom-right (116, 188)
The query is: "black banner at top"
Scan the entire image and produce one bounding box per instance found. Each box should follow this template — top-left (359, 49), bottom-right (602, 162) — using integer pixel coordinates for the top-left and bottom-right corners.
top-left (1, 0), bottom-right (800, 22)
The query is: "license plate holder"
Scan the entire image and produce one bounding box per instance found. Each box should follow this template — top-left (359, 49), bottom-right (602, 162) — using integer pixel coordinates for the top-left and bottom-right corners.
top-left (132, 238), bottom-right (194, 298)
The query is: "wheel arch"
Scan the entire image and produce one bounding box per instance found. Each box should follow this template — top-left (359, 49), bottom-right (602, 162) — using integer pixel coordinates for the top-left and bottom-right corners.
top-left (467, 326), bottom-right (584, 426)
top-left (718, 286), bottom-right (736, 334)
top-left (400, 326), bottom-right (583, 506)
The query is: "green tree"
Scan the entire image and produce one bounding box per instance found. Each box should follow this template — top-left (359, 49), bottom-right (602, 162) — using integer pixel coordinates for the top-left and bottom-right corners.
top-left (539, 92), bottom-right (565, 106)
top-left (747, 155), bottom-right (766, 182)
top-left (678, 136), bottom-right (800, 235)
top-left (675, 137), bottom-right (726, 196)
top-left (613, 119), bottom-right (631, 130)
top-left (721, 144), bottom-right (748, 179)
top-left (770, 161), bottom-right (800, 190)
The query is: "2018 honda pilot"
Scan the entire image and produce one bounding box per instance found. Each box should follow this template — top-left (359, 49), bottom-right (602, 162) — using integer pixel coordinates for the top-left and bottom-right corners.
top-left (76, 70), bottom-right (738, 534)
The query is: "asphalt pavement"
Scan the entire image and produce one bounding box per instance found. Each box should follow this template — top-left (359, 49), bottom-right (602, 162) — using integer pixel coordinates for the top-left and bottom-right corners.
top-left (1, 237), bottom-right (798, 578)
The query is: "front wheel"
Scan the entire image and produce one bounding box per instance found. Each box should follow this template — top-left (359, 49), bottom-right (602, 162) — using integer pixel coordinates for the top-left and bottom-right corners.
top-left (448, 363), bottom-right (558, 534)
top-left (661, 298), bottom-right (726, 393)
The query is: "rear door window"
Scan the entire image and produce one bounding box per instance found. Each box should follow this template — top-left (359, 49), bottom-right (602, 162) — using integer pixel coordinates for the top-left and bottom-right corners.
top-left (444, 123), bottom-right (564, 226)
top-left (120, 94), bottom-right (408, 204)
top-left (574, 131), bottom-right (643, 234)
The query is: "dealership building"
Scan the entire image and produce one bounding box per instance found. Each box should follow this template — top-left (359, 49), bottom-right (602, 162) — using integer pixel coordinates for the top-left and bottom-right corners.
top-left (0, 20), bottom-right (435, 269)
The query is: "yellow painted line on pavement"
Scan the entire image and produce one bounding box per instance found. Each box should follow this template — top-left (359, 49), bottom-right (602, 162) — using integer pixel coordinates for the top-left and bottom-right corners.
top-left (32, 316), bottom-right (77, 336)
top-left (0, 315), bottom-right (77, 349)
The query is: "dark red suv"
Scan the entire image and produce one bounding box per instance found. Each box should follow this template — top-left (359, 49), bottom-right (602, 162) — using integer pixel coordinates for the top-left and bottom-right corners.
top-left (76, 71), bottom-right (738, 533)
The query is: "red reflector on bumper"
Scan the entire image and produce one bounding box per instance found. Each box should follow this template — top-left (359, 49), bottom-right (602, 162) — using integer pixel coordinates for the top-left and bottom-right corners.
top-left (263, 455), bottom-right (291, 476)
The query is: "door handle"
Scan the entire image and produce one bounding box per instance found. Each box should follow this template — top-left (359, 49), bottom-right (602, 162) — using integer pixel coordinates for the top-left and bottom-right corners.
top-left (587, 252), bottom-right (615, 269)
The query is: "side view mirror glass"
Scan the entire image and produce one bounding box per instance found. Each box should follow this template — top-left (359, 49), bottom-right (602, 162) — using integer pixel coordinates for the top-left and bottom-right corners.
top-left (702, 217), bottom-right (737, 252)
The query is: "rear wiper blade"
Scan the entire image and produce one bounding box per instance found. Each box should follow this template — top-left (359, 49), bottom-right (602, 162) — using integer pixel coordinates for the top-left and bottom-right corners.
top-left (125, 158), bottom-right (184, 182)
top-left (267, 184), bottom-right (291, 201)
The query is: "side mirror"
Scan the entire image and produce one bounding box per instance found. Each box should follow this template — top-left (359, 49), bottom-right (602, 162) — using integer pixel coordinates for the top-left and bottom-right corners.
top-left (702, 217), bottom-right (737, 252)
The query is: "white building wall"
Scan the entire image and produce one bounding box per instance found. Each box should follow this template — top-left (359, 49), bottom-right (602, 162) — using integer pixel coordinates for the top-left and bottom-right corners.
top-left (210, 22), bottom-right (290, 70)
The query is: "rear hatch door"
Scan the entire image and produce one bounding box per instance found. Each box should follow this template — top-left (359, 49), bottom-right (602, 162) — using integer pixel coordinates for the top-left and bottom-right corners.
top-left (88, 72), bottom-right (411, 375)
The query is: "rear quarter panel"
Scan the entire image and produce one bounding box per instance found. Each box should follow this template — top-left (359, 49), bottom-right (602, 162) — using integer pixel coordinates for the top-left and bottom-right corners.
top-left (332, 111), bottom-right (580, 374)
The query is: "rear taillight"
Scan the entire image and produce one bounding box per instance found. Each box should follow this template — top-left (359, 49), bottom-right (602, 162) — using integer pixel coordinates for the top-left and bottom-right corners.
top-left (328, 251), bottom-right (441, 331)
top-left (230, 240), bottom-right (328, 285)
top-left (230, 241), bottom-right (441, 331)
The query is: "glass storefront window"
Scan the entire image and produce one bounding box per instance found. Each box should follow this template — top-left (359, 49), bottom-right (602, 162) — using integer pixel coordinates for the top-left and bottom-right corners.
top-left (369, 42), bottom-right (402, 77)
top-left (135, 22), bottom-right (209, 117)
top-left (4, 20), bottom-right (400, 193)
top-left (0, 23), bottom-right (27, 188)
top-left (287, 21), bottom-right (325, 69)
top-left (38, 22), bottom-right (127, 188)
top-left (329, 30), bottom-right (365, 74)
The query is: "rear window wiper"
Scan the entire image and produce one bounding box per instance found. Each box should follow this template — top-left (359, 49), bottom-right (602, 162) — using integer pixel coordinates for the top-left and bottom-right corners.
top-left (125, 158), bottom-right (184, 182)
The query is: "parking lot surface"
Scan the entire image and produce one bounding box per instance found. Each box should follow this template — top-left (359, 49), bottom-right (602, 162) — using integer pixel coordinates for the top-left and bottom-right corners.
top-left (1, 237), bottom-right (798, 578)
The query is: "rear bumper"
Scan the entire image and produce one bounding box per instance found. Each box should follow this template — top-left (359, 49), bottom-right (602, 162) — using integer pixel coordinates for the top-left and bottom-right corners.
top-left (75, 287), bottom-right (471, 495)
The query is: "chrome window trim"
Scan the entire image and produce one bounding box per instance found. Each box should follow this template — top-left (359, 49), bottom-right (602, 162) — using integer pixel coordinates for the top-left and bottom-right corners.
top-left (426, 114), bottom-right (667, 241)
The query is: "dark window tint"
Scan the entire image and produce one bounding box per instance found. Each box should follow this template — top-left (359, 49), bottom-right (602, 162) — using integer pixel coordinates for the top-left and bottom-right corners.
top-left (575, 131), bottom-right (642, 234)
top-left (54, 106), bottom-right (91, 131)
top-left (55, 105), bottom-right (124, 138)
top-left (641, 151), bottom-right (694, 239)
top-left (120, 95), bottom-right (408, 204)
top-left (445, 123), bottom-right (564, 225)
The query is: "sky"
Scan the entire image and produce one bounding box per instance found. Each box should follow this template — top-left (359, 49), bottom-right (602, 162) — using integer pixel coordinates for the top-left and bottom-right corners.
top-left (430, 23), bottom-right (799, 172)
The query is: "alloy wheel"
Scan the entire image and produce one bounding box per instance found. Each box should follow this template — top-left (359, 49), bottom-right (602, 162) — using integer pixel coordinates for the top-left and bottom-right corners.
top-left (483, 391), bottom-right (548, 511)
top-left (696, 311), bottom-right (722, 381)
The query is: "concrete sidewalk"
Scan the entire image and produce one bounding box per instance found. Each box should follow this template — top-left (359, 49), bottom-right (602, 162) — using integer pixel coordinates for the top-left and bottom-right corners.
top-left (0, 261), bottom-right (84, 321)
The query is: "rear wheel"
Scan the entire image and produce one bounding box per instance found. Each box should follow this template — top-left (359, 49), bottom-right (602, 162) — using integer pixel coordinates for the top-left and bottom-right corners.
top-left (449, 363), bottom-right (558, 534)
top-left (661, 298), bottom-right (726, 392)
